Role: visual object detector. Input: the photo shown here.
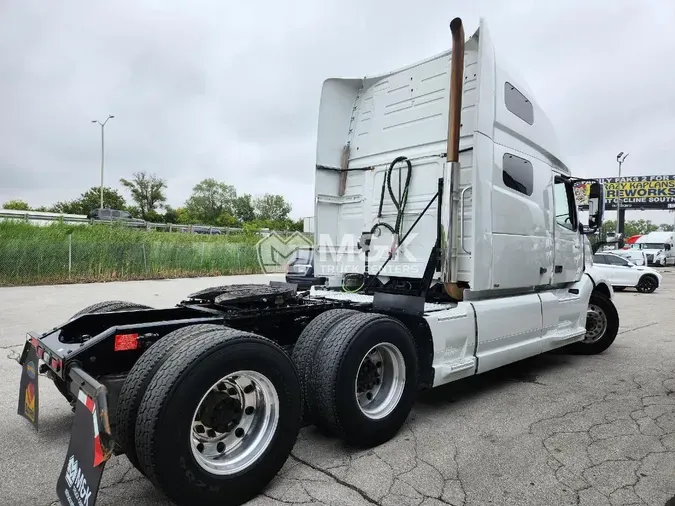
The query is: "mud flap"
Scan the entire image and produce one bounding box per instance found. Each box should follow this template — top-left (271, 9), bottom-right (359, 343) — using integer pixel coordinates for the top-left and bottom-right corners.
top-left (17, 343), bottom-right (39, 430)
top-left (56, 389), bottom-right (111, 506)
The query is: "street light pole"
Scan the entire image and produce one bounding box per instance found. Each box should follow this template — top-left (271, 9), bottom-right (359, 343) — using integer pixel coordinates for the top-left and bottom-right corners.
top-left (92, 115), bottom-right (115, 210)
top-left (615, 151), bottom-right (629, 241)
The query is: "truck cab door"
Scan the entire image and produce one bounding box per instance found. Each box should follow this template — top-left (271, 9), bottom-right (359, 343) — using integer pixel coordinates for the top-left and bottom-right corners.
top-left (552, 177), bottom-right (582, 284)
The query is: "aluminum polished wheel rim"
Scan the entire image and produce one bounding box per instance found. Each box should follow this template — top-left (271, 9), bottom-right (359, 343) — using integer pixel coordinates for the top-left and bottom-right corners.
top-left (190, 370), bottom-right (279, 475)
top-left (354, 343), bottom-right (406, 420)
top-left (584, 305), bottom-right (607, 343)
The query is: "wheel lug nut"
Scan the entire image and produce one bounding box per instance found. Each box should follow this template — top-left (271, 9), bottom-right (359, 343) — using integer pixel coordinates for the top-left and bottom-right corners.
top-left (217, 442), bottom-right (225, 452)
top-left (227, 388), bottom-right (237, 396)
top-left (207, 429), bottom-right (216, 438)
top-left (244, 385), bottom-right (254, 394)
top-left (235, 428), bottom-right (245, 438)
top-left (217, 382), bottom-right (227, 391)
top-left (195, 424), bottom-right (205, 434)
top-left (197, 443), bottom-right (204, 453)
top-left (245, 406), bottom-right (255, 415)
top-left (375, 378), bottom-right (381, 385)
top-left (366, 392), bottom-right (373, 400)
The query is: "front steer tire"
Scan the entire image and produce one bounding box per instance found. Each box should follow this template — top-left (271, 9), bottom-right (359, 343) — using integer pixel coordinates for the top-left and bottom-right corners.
top-left (310, 312), bottom-right (418, 448)
top-left (115, 323), bottom-right (224, 473)
top-left (568, 292), bottom-right (619, 355)
top-left (134, 328), bottom-right (302, 506)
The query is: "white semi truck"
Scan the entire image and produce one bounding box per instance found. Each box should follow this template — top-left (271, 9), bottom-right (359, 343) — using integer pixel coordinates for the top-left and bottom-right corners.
top-left (634, 231), bottom-right (675, 266)
top-left (17, 17), bottom-right (617, 506)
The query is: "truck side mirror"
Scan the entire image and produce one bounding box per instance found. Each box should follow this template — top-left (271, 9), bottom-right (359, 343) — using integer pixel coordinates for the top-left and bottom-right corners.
top-left (582, 181), bottom-right (604, 234)
top-left (666, 244), bottom-right (671, 251)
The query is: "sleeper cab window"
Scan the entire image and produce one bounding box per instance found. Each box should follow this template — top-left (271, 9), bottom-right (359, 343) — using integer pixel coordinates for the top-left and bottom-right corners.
top-left (505, 82), bottom-right (534, 125)
top-left (502, 153), bottom-right (533, 196)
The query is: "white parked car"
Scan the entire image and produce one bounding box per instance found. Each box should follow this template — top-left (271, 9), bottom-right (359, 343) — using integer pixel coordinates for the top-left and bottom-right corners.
top-left (615, 248), bottom-right (647, 266)
top-left (592, 252), bottom-right (662, 293)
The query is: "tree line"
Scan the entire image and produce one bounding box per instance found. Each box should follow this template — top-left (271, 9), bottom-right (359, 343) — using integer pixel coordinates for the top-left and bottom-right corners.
top-left (600, 219), bottom-right (674, 237)
top-left (2, 172), bottom-right (304, 231)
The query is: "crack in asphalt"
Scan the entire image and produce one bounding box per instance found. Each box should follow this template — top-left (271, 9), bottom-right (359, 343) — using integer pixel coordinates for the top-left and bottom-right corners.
top-left (289, 453), bottom-right (381, 505)
top-left (618, 322), bottom-right (659, 335)
top-left (530, 367), bottom-right (675, 506)
top-left (284, 418), bottom-right (466, 506)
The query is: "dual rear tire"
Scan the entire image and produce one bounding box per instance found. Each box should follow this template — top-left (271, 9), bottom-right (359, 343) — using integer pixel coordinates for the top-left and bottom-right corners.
top-left (113, 322), bottom-right (302, 506)
top-left (83, 302), bottom-right (420, 505)
top-left (293, 310), bottom-right (419, 447)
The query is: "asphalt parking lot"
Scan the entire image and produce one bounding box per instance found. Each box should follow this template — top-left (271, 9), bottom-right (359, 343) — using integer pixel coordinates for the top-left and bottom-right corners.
top-left (1, 273), bottom-right (674, 506)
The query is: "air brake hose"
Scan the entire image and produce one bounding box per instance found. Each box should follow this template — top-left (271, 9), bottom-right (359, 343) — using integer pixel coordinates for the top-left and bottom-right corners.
top-left (363, 156), bottom-right (412, 277)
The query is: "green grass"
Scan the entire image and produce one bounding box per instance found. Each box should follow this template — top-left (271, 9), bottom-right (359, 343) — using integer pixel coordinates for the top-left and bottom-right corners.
top-left (0, 221), bottom-right (270, 286)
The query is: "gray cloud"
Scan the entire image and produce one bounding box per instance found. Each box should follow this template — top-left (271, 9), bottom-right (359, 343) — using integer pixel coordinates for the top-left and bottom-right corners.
top-left (1, 0), bottom-right (674, 223)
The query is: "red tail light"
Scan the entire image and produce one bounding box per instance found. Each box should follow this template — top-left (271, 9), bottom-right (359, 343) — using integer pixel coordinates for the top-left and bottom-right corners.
top-left (50, 357), bottom-right (62, 372)
top-left (114, 333), bottom-right (139, 352)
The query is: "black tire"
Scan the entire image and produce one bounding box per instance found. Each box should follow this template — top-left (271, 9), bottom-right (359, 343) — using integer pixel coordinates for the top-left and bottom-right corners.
top-left (636, 274), bottom-right (658, 294)
top-left (115, 323), bottom-right (224, 473)
top-left (69, 300), bottom-right (152, 320)
top-left (291, 308), bottom-right (358, 423)
top-left (613, 286), bottom-right (626, 292)
top-left (568, 292), bottom-right (619, 355)
top-left (311, 312), bottom-right (418, 447)
top-left (134, 328), bottom-right (302, 506)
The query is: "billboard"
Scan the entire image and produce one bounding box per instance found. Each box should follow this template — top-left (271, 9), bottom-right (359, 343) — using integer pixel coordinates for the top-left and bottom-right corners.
top-left (574, 175), bottom-right (675, 210)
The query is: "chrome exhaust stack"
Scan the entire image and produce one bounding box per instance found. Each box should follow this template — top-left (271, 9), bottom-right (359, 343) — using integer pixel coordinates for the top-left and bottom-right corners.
top-left (441, 17), bottom-right (465, 298)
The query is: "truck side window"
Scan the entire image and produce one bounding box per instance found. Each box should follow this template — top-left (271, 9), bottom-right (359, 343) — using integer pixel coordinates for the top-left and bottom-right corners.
top-left (554, 178), bottom-right (576, 230)
top-left (504, 82), bottom-right (534, 125)
top-left (502, 154), bottom-right (533, 196)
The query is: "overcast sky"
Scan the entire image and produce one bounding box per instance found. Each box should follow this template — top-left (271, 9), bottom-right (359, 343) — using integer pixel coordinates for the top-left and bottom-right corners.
top-left (1, 0), bottom-right (674, 223)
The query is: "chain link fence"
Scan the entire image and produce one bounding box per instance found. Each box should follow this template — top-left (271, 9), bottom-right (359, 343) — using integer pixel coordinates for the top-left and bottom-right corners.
top-left (0, 235), bottom-right (268, 286)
